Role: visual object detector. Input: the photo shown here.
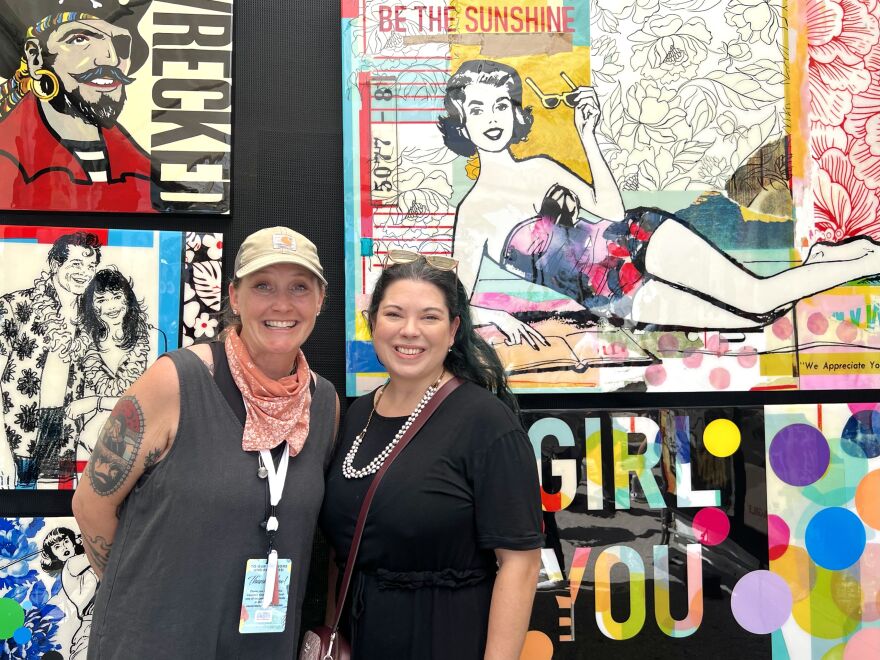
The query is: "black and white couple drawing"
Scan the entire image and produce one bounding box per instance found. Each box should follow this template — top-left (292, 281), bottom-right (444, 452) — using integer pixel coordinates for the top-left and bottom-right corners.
top-left (0, 231), bottom-right (160, 488)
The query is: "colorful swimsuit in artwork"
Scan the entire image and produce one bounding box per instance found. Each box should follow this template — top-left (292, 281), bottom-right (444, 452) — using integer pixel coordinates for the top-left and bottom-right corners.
top-left (501, 201), bottom-right (671, 322)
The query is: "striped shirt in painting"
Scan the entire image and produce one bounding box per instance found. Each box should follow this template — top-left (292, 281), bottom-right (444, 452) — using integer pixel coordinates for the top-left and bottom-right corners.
top-left (63, 139), bottom-right (108, 182)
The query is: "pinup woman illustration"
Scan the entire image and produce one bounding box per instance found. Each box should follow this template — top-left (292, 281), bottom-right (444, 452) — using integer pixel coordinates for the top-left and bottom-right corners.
top-left (67, 268), bottom-right (160, 451)
top-left (40, 527), bottom-right (98, 660)
top-left (439, 60), bottom-right (880, 348)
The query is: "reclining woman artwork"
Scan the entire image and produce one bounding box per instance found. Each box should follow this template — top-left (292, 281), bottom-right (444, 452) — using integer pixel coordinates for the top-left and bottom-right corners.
top-left (439, 59), bottom-right (880, 348)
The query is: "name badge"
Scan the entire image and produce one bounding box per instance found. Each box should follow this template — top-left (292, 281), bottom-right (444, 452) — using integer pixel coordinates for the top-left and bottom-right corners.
top-left (239, 558), bottom-right (292, 634)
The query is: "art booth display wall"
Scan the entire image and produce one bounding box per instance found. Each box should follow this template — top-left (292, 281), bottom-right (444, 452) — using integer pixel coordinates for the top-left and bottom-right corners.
top-left (342, 0), bottom-right (880, 396)
top-left (0, 225), bottom-right (223, 490)
top-left (0, 0), bottom-right (233, 213)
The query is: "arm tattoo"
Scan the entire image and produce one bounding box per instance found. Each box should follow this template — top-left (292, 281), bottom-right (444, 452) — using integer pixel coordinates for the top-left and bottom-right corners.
top-left (83, 533), bottom-right (112, 574)
top-left (86, 396), bottom-right (145, 496)
top-left (143, 448), bottom-right (162, 470)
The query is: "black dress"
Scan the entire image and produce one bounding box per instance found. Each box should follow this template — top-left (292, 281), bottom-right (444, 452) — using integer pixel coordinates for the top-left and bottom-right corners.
top-left (320, 381), bottom-right (543, 659)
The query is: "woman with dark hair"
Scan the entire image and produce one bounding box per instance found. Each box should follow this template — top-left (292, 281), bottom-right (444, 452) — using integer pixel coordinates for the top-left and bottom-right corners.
top-left (440, 59), bottom-right (880, 346)
top-left (66, 268), bottom-right (154, 451)
top-left (40, 526), bottom-right (98, 660)
top-left (321, 252), bottom-right (543, 659)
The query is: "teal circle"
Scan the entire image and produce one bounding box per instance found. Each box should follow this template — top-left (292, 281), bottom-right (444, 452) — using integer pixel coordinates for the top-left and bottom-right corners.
top-left (0, 598), bottom-right (25, 639)
top-left (801, 437), bottom-right (869, 507)
top-left (12, 626), bottom-right (31, 644)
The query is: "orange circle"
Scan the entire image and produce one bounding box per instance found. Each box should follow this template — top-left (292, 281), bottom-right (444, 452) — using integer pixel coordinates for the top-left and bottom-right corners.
top-left (519, 631), bottom-right (554, 660)
top-left (856, 469), bottom-right (880, 530)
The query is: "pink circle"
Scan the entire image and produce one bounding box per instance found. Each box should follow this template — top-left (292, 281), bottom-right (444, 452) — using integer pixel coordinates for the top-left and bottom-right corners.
top-left (772, 317), bottom-right (793, 340)
top-left (709, 367), bottom-right (731, 390)
top-left (683, 349), bottom-right (703, 368)
top-left (705, 334), bottom-right (730, 356)
top-left (737, 346), bottom-right (758, 368)
top-left (657, 333), bottom-right (679, 355)
top-left (837, 321), bottom-right (859, 343)
top-left (768, 515), bottom-right (790, 560)
top-left (645, 364), bottom-right (667, 386)
top-left (849, 403), bottom-right (880, 415)
top-left (807, 313), bottom-right (829, 335)
top-left (844, 628), bottom-right (880, 659)
top-left (693, 507), bottom-right (730, 545)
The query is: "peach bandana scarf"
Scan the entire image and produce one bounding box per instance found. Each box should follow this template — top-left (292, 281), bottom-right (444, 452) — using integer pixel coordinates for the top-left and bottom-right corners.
top-left (225, 329), bottom-right (312, 453)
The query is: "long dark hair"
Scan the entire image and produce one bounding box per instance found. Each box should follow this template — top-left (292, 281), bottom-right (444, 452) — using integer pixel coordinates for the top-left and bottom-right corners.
top-left (367, 258), bottom-right (519, 413)
top-left (79, 268), bottom-right (149, 351)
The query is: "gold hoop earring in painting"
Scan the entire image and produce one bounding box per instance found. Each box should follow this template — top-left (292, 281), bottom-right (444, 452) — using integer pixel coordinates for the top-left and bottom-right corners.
top-left (31, 69), bottom-right (59, 101)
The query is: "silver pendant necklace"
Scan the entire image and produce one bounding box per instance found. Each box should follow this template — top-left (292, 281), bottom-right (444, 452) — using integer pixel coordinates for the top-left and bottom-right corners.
top-left (342, 372), bottom-right (444, 479)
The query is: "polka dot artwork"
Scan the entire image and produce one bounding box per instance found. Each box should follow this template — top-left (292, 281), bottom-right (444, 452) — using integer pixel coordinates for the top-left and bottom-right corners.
top-left (843, 628), bottom-right (880, 659)
top-left (704, 418), bottom-right (741, 457)
top-left (765, 405), bottom-right (880, 657)
top-left (805, 508), bottom-right (866, 570)
top-left (841, 411), bottom-right (880, 460)
top-left (0, 598), bottom-right (24, 639)
top-left (730, 571), bottom-right (793, 634)
top-left (692, 507), bottom-right (730, 546)
top-left (767, 515), bottom-right (790, 561)
top-left (769, 423), bottom-right (831, 486)
top-left (855, 470), bottom-right (880, 530)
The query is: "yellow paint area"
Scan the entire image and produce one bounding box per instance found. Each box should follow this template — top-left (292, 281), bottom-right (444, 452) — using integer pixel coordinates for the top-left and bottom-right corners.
top-left (449, 36), bottom-right (593, 182)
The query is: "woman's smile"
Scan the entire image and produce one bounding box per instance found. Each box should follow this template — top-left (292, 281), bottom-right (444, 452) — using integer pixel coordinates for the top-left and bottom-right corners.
top-left (395, 344), bottom-right (426, 357)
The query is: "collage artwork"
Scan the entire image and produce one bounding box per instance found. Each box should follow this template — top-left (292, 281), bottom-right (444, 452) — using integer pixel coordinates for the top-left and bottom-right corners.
top-left (343, 0), bottom-right (880, 396)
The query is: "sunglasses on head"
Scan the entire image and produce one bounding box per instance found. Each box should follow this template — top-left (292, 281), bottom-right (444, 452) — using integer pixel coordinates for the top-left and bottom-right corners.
top-left (384, 249), bottom-right (458, 271)
top-left (525, 72), bottom-right (579, 110)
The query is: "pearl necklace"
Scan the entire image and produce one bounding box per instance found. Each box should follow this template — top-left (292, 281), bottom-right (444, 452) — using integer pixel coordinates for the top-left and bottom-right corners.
top-left (342, 373), bottom-right (444, 479)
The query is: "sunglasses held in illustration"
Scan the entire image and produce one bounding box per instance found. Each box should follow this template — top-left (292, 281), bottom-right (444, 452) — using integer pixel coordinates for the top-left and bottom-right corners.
top-left (384, 248), bottom-right (458, 271)
top-left (525, 72), bottom-right (579, 109)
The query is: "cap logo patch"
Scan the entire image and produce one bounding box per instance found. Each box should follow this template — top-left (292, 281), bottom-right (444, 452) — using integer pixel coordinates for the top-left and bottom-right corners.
top-left (272, 234), bottom-right (296, 252)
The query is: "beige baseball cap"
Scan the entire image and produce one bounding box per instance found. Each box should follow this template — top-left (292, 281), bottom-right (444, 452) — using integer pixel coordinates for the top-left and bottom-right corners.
top-left (233, 226), bottom-right (327, 285)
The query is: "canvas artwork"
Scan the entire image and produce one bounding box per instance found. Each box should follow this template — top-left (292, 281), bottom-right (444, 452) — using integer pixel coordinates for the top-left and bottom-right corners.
top-left (342, 0), bottom-right (880, 394)
top-left (520, 403), bottom-right (879, 658)
top-left (0, 517), bottom-right (98, 659)
top-left (0, 225), bottom-right (223, 490)
top-left (0, 0), bottom-right (233, 213)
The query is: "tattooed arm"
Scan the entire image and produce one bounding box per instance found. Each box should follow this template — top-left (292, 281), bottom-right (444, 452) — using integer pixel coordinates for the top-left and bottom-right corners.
top-left (72, 356), bottom-right (181, 577)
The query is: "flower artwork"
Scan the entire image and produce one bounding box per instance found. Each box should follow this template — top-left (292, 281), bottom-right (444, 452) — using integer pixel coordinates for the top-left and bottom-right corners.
top-left (0, 227), bottom-right (223, 489)
top-left (0, 518), bottom-right (97, 659)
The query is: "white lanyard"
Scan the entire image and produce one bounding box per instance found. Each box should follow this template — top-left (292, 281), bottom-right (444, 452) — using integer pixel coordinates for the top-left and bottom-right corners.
top-left (259, 445), bottom-right (289, 607)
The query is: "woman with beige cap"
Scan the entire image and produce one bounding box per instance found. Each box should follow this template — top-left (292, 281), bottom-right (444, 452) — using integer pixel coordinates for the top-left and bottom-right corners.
top-left (73, 227), bottom-right (339, 659)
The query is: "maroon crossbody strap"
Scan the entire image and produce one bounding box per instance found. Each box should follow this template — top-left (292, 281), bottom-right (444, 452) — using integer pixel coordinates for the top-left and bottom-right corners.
top-left (330, 376), bottom-right (463, 632)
